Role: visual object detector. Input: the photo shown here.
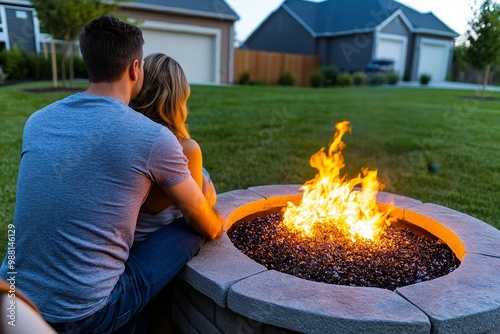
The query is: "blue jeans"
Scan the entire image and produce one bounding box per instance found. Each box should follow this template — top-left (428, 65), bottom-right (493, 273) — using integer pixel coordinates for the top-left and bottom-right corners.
top-left (49, 218), bottom-right (203, 334)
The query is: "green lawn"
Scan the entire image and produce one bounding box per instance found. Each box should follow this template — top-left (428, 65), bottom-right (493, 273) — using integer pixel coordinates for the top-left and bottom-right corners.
top-left (1, 82), bottom-right (499, 255)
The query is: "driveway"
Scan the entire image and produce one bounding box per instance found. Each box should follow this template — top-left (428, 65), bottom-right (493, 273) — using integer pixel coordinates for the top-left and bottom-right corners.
top-left (397, 81), bottom-right (500, 92)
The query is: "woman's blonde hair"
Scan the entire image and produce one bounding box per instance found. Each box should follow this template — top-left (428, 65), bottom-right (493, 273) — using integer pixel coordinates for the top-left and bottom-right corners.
top-left (131, 53), bottom-right (191, 139)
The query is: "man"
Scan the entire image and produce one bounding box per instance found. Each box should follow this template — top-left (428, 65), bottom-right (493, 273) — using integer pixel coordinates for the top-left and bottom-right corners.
top-left (0, 15), bottom-right (223, 333)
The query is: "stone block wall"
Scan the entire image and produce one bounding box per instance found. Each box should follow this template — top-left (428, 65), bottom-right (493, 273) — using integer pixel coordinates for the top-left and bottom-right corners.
top-left (171, 278), bottom-right (298, 334)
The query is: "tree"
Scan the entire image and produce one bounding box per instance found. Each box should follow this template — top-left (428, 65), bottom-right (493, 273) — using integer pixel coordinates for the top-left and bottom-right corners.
top-left (453, 44), bottom-right (469, 79)
top-left (465, 0), bottom-right (500, 96)
top-left (30, 0), bottom-right (126, 88)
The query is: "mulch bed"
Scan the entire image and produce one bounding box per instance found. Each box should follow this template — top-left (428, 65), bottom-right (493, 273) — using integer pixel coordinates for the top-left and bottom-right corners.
top-left (0, 79), bottom-right (85, 93)
top-left (460, 95), bottom-right (500, 101)
top-left (0, 79), bottom-right (33, 87)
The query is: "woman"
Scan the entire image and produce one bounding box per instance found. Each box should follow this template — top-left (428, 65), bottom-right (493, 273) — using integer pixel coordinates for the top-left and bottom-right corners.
top-left (130, 53), bottom-right (216, 242)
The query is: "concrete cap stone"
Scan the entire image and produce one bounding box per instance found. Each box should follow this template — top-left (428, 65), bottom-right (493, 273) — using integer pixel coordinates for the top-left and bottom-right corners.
top-left (215, 189), bottom-right (266, 230)
top-left (227, 270), bottom-right (431, 334)
top-left (404, 203), bottom-right (500, 259)
top-left (396, 253), bottom-right (500, 334)
top-left (247, 184), bottom-right (304, 198)
top-left (376, 191), bottom-right (423, 220)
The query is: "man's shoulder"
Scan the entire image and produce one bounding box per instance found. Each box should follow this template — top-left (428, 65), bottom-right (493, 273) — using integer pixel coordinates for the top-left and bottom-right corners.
top-left (25, 94), bottom-right (78, 127)
top-left (29, 93), bottom-right (114, 118)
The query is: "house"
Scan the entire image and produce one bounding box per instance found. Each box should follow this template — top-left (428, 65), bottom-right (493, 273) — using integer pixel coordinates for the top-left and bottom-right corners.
top-left (0, 0), bottom-right (239, 84)
top-left (242, 0), bottom-right (459, 82)
top-left (0, 0), bottom-right (40, 54)
top-left (117, 0), bottom-right (239, 84)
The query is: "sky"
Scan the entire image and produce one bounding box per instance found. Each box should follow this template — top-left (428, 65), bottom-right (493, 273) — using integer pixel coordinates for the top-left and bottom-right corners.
top-left (225, 0), bottom-right (478, 45)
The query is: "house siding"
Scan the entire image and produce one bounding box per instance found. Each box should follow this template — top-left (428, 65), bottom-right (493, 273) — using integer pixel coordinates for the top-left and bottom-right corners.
top-left (405, 34), bottom-right (416, 80)
top-left (319, 33), bottom-right (375, 73)
top-left (380, 16), bottom-right (410, 36)
top-left (243, 8), bottom-right (315, 56)
top-left (115, 7), bottom-right (234, 84)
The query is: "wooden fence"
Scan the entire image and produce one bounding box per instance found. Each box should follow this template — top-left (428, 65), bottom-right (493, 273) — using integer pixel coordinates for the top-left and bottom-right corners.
top-left (233, 49), bottom-right (321, 87)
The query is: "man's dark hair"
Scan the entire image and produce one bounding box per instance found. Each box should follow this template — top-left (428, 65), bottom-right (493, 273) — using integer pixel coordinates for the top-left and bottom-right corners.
top-left (80, 15), bottom-right (144, 83)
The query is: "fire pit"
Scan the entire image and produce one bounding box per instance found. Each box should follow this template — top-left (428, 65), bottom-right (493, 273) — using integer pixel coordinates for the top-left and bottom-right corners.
top-left (170, 123), bottom-right (500, 333)
top-left (228, 212), bottom-right (460, 291)
top-left (172, 186), bottom-right (500, 333)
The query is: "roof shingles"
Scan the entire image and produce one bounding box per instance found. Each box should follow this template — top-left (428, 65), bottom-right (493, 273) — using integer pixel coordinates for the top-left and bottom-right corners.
top-left (134, 0), bottom-right (239, 20)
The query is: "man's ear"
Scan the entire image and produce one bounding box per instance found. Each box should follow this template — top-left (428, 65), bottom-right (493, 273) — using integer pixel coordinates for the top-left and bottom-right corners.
top-left (128, 59), bottom-right (140, 81)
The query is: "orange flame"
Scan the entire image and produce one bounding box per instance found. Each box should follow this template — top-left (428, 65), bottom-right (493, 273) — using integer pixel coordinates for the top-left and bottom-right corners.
top-left (282, 121), bottom-right (393, 242)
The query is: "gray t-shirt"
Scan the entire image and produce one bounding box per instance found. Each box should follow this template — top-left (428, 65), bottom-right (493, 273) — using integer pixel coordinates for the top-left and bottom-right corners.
top-left (0, 93), bottom-right (190, 322)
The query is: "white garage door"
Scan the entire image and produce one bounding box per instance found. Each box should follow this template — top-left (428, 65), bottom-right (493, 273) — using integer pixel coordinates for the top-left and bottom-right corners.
top-left (141, 28), bottom-right (216, 84)
top-left (417, 39), bottom-right (450, 82)
top-left (376, 34), bottom-right (407, 76)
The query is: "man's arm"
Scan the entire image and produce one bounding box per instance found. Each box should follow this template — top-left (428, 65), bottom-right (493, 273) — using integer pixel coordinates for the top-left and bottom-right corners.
top-left (162, 176), bottom-right (223, 240)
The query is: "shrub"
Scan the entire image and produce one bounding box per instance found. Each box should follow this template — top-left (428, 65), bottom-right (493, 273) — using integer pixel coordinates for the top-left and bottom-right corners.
top-left (368, 73), bottom-right (386, 86)
top-left (352, 71), bottom-right (367, 86)
top-left (67, 56), bottom-right (88, 79)
top-left (386, 71), bottom-right (400, 85)
top-left (309, 69), bottom-right (326, 88)
top-left (0, 50), bottom-right (87, 82)
top-left (277, 71), bottom-right (296, 86)
top-left (238, 71), bottom-right (251, 85)
top-left (336, 73), bottom-right (353, 86)
top-left (320, 66), bottom-right (339, 87)
top-left (0, 48), bottom-right (30, 79)
top-left (420, 73), bottom-right (431, 85)
top-left (26, 53), bottom-right (52, 80)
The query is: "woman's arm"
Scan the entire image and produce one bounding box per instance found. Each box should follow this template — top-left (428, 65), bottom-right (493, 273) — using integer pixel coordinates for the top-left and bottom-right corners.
top-left (141, 138), bottom-right (209, 214)
top-left (181, 139), bottom-right (217, 207)
top-left (180, 138), bottom-right (203, 189)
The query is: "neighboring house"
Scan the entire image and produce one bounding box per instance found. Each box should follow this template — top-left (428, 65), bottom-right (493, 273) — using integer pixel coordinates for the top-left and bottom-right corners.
top-left (0, 0), bottom-right (239, 85)
top-left (242, 0), bottom-right (459, 82)
top-left (0, 0), bottom-right (40, 54)
top-left (116, 0), bottom-right (239, 84)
